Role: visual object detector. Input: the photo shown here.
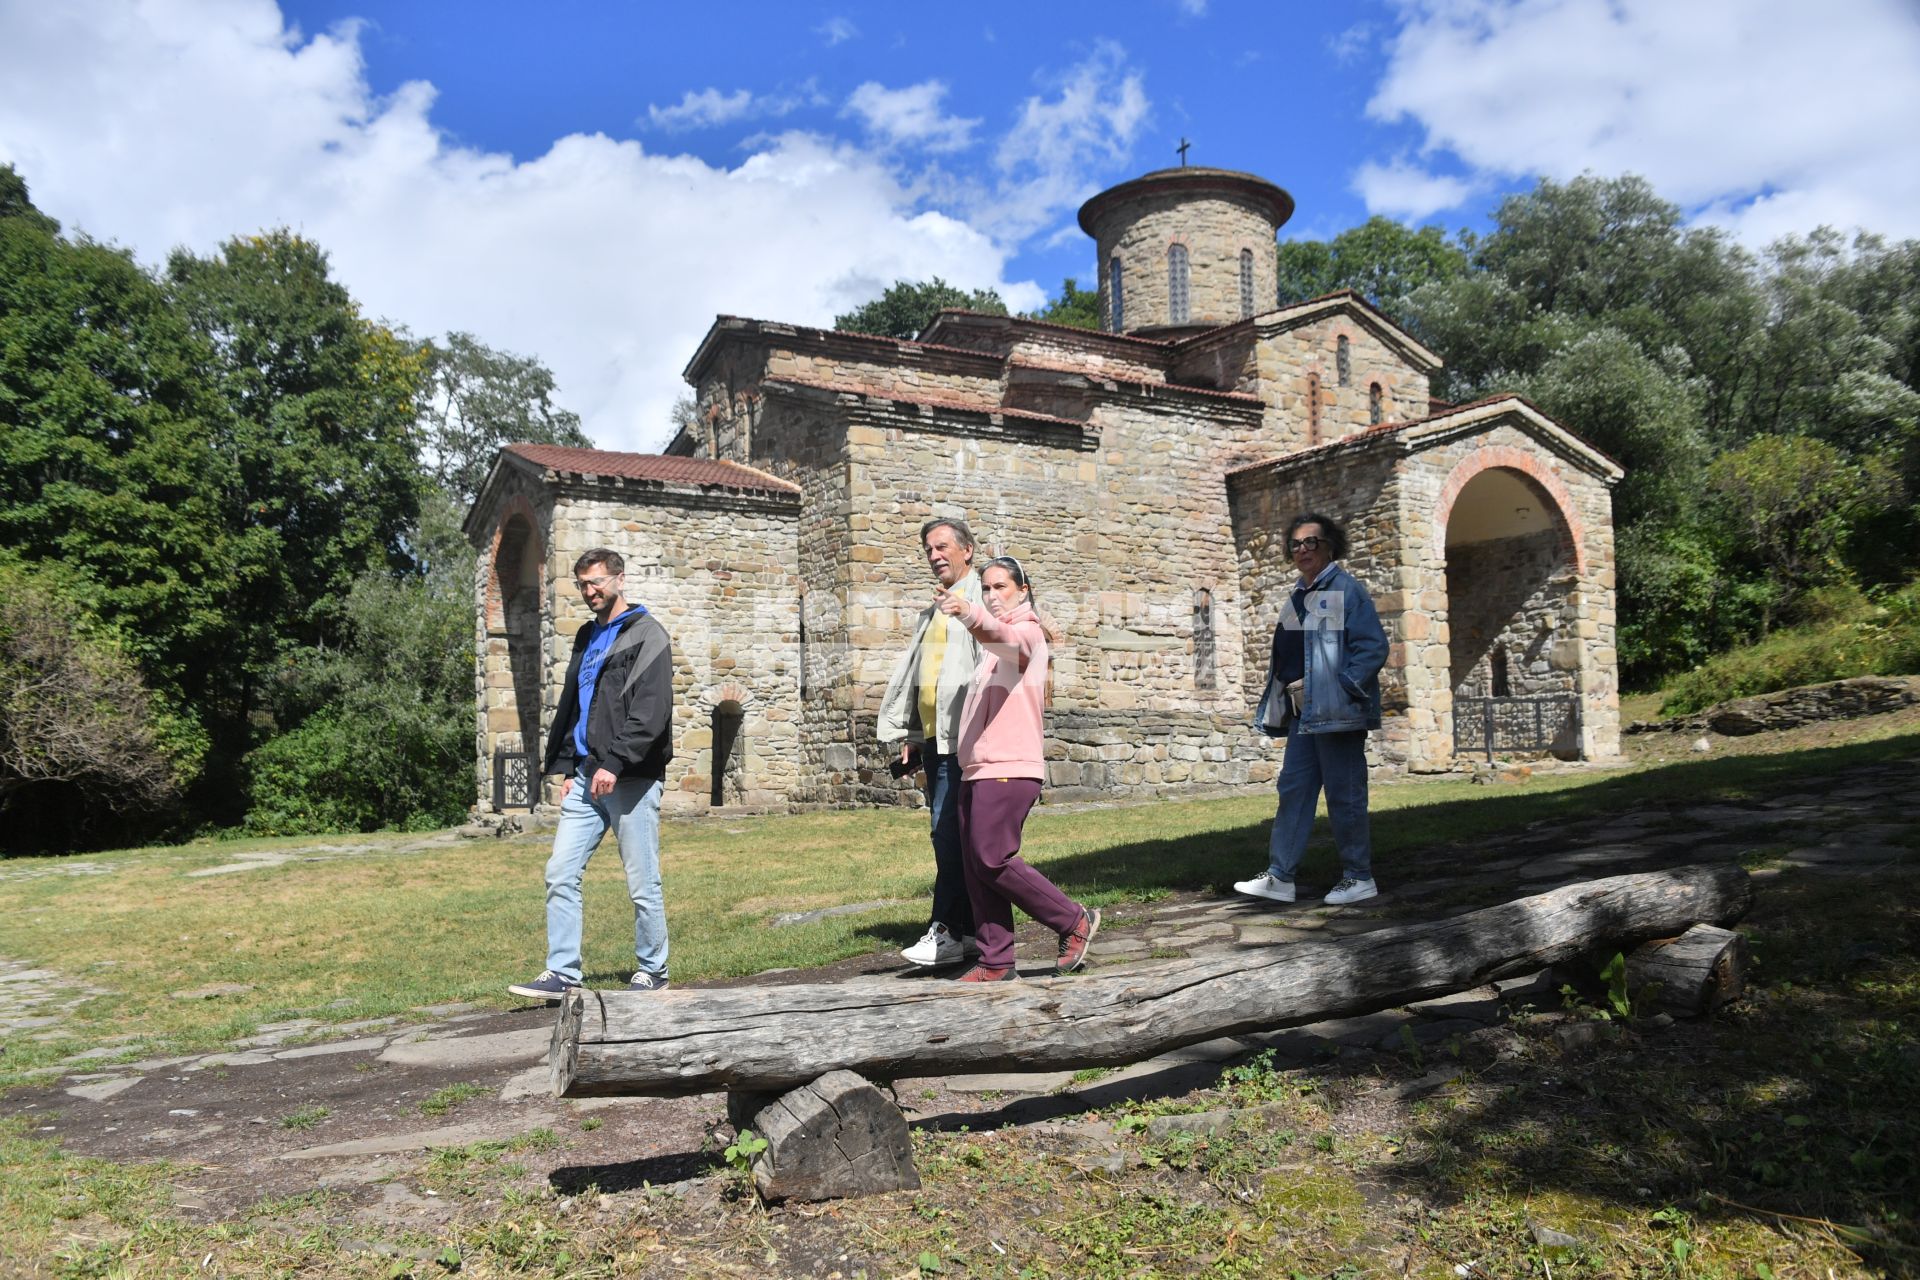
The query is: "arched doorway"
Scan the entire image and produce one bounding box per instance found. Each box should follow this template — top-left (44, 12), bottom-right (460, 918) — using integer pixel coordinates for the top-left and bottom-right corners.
top-left (1441, 467), bottom-right (1580, 761)
top-left (710, 700), bottom-right (745, 807)
top-left (487, 513), bottom-right (543, 809)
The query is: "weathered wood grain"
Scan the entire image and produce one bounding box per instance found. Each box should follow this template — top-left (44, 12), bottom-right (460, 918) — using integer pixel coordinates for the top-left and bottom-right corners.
top-left (1626, 922), bottom-right (1750, 1016)
top-left (551, 864), bottom-right (1752, 1097)
top-left (743, 1070), bottom-right (920, 1202)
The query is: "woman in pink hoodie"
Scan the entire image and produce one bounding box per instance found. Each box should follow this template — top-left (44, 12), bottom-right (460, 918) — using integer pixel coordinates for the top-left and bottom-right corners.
top-left (933, 557), bottom-right (1098, 981)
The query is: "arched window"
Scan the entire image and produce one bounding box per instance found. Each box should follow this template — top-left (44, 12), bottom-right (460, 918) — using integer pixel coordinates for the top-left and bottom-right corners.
top-left (1193, 589), bottom-right (1216, 690)
top-left (1368, 381), bottom-right (1384, 425)
top-left (1336, 334), bottom-right (1351, 386)
top-left (1108, 256), bottom-right (1125, 331)
top-left (1238, 248), bottom-right (1254, 319)
top-left (1490, 644), bottom-right (1510, 698)
top-left (1306, 372), bottom-right (1321, 447)
top-left (1168, 243), bottom-right (1190, 325)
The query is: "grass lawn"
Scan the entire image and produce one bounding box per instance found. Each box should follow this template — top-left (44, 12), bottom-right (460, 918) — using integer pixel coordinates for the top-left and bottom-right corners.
top-left (1, 727), bottom-right (1917, 1084)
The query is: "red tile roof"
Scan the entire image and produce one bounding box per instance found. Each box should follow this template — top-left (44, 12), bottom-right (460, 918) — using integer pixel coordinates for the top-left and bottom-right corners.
top-left (763, 376), bottom-right (1086, 427)
top-left (503, 444), bottom-right (800, 495)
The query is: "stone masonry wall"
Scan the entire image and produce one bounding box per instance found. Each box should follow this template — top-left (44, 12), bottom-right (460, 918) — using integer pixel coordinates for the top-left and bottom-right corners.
top-left (472, 464), bottom-right (555, 812)
top-left (1092, 191), bottom-right (1281, 333)
top-left (1397, 419), bottom-right (1621, 765)
top-left (1229, 446), bottom-right (1406, 768)
top-left (1251, 316), bottom-right (1432, 451)
top-left (1446, 530), bottom-right (1576, 700)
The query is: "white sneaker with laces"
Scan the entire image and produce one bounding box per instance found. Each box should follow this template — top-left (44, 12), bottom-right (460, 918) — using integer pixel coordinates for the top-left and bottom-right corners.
top-left (1324, 877), bottom-right (1379, 906)
top-left (1233, 872), bottom-right (1296, 903)
top-left (901, 922), bottom-right (969, 966)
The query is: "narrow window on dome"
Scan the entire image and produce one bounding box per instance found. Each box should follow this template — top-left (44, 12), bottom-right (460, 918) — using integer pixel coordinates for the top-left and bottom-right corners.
top-left (1168, 243), bottom-right (1190, 325)
top-left (1109, 256), bottom-right (1125, 331)
top-left (1239, 248), bottom-right (1254, 319)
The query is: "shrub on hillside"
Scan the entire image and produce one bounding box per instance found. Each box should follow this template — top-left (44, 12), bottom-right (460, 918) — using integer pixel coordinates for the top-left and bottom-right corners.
top-left (1658, 581), bottom-right (1920, 715)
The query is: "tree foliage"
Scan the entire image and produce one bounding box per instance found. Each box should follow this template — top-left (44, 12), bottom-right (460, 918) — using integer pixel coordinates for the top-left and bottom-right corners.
top-left (0, 563), bottom-right (192, 850)
top-left (1276, 216), bottom-right (1468, 315)
top-left (1023, 277), bottom-right (1103, 330)
top-left (833, 277), bottom-right (1007, 339)
top-left (420, 331), bottom-right (592, 505)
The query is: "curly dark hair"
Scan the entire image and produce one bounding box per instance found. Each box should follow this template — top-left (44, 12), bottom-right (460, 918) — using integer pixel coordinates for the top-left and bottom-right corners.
top-left (1285, 513), bottom-right (1347, 561)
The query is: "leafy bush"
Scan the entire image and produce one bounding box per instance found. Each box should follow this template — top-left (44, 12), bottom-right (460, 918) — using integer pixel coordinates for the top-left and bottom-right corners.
top-left (243, 569), bottom-right (474, 835)
top-left (1658, 580), bottom-right (1920, 714)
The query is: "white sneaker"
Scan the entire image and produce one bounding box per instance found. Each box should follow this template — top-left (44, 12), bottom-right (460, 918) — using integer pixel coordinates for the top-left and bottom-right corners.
top-left (1233, 872), bottom-right (1296, 903)
top-left (1324, 877), bottom-right (1379, 906)
top-left (901, 923), bottom-right (970, 966)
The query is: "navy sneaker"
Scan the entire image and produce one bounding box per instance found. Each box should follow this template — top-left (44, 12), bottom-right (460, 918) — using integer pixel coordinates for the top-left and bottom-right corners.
top-left (507, 970), bottom-right (579, 1001)
top-left (627, 971), bottom-right (671, 993)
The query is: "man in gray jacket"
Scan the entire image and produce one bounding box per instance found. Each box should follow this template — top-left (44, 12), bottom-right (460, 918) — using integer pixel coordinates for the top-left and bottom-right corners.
top-left (877, 518), bottom-right (984, 966)
top-left (509, 547), bottom-right (675, 1001)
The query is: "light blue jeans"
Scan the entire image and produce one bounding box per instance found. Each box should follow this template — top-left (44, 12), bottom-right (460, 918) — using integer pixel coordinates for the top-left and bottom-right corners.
top-left (543, 764), bottom-right (667, 984)
top-left (1267, 730), bottom-right (1374, 883)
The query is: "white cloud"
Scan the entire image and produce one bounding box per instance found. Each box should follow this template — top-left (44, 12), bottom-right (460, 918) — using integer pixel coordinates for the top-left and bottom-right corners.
top-left (987, 41), bottom-right (1151, 242)
top-left (645, 87), bottom-right (754, 132)
top-left (0, 0), bottom-right (1036, 451)
top-left (1175, 0), bottom-right (1208, 15)
top-left (843, 81), bottom-right (979, 153)
top-left (1327, 21), bottom-right (1374, 63)
top-left (1352, 157), bottom-right (1474, 220)
top-left (1367, 0), bottom-right (1920, 241)
top-left (816, 16), bottom-right (857, 46)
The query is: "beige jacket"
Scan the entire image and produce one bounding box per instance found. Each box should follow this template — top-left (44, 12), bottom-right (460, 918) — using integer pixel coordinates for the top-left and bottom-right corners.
top-left (875, 572), bottom-right (983, 755)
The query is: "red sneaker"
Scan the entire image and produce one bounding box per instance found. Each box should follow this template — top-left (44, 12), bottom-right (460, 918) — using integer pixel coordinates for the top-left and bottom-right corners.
top-left (956, 964), bottom-right (1016, 983)
top-left (1056, 907), bottom-right (1100, 974)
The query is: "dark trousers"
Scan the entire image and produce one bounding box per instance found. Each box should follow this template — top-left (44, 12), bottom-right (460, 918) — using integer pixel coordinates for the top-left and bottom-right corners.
top-left (925, 751), bottom-right (974, 937)
top-left (960, 777), bottom-right (1081, 968)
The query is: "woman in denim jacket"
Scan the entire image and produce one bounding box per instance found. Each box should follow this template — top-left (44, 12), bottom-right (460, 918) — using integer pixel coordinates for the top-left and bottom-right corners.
top-left (1238, 513), bottom-right (1389, 907)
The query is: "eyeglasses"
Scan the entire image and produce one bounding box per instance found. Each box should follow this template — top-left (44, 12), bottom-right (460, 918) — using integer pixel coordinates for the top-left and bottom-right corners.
top-left (575, 573), bottom-right (620, 591)
top-left (1288, 536), bottom-right (1325, 553)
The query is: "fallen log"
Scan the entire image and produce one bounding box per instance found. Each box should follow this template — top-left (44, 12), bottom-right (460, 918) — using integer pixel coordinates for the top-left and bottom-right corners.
top-left (552, 864), bottom-right (1752, 1097)
top-left (1625, 922), bottom-right (1750, 1017)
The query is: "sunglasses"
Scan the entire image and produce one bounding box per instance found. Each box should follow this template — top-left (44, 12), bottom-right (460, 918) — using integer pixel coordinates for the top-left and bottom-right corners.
top-left (1288, 536), bottom-right (1324, 553)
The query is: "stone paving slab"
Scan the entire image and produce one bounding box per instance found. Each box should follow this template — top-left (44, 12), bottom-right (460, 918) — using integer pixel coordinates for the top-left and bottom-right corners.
top-left (66, 1077), bottom-right (141, 1101)
top-left (377, 1025), bottom-right (550, 1068)
top-left (274, 1036), bottom-right (391, 1060)
top-left (276, 1110), bottom-right (563, 1160)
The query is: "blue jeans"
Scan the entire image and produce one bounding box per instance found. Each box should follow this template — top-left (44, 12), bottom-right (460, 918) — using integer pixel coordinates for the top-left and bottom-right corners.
top-left (1267, 730), bottom-right (1373, 883)
top-left (543, 764), bottom-right (667, 983)
top-left (925, 750), bottom-right (974, 937)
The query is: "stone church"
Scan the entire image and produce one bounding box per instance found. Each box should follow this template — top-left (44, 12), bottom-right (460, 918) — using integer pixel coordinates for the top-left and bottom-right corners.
top-left (465, 165), bottom-right (1623, 815)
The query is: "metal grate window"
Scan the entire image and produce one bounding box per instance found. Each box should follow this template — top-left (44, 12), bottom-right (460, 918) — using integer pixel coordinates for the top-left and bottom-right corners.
top-left (1168, 244), bottom-right (1189, 325)
top-left (1108, 256), bottom-right (1125, 331)
top-left (1239, 248), bottom-right (1254, 319)
top-left (1336, 334), bottom-right (1351, 386)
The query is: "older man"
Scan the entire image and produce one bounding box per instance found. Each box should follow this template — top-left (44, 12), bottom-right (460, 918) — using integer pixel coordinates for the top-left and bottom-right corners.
top-left (1237, 512), bottom-right (1389, 907)
top-left (876, 517), bottom-right (984, 966)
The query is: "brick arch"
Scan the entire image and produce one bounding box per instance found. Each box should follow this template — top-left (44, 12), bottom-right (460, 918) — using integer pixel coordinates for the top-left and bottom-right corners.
top-left (700, 681), bottom-right (756, 712)
top-left (484, 494), bottom-right (543, 632)
top-left (1434, 446), bottom-right (1587, 574)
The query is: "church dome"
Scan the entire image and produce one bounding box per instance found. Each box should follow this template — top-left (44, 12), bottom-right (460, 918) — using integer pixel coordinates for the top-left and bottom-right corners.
top-left (1077, 166), bottom-right (1295, 338)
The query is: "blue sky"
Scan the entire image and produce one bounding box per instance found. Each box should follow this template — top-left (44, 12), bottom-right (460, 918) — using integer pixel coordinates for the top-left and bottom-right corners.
top-left (4, 0), bottom-right (1918, 449)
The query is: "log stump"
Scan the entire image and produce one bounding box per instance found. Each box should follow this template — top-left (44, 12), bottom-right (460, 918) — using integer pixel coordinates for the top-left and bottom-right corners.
top-left (1626, 923), bottom-right (1749, 1017)
top-left (733, 1070), bottom-right (919, 1203)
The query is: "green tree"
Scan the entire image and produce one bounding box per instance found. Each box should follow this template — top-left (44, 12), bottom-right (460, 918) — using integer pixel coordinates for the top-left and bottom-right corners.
top-left (833, 277), bottom-right (1008, 339)
top-left (420, 331), bottom-right (590, 506)
top-left (244, 564), bottom-right (474, 835)
top-left (0, 167), bottom-right (239, 722)
top-left (1023, 277), bottom-right (1103, 330)
top-left (0, 563), bottom-right (194, 851)
top-left (1708, 435), bottom-right (1899, 633)
top-left (1276, 216), bottom-right (1468, 317)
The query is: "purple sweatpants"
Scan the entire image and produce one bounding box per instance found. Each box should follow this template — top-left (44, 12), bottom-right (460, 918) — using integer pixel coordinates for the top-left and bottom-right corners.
top-left (958, 777), bottom-right (1082, 968)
